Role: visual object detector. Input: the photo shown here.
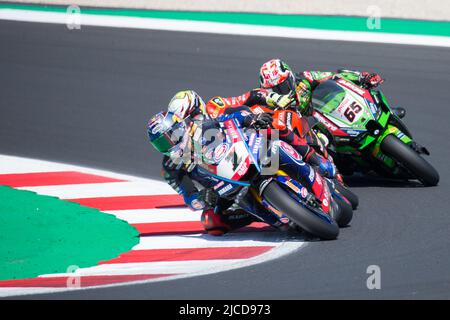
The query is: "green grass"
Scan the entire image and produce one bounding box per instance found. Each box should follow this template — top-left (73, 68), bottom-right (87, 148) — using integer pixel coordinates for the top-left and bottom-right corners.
top-left (0, 186), bottom-right (139, 280)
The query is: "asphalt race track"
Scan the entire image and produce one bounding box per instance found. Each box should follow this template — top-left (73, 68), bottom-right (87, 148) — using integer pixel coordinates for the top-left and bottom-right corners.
top-left (1, 20), bottom-right (450, 299)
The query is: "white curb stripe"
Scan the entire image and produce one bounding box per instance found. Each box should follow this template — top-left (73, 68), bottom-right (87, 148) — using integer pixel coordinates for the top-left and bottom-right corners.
top-left (0, 155), bottom-right (169, 183)
top-left (133, 233), bottom-right (291, 250)
top-left (105, 208), bottom-right (199, 224)
top-left (1, 9), bottom-right (450, 47)
top-left (18, 181), bottom-right (177, 198)
top-left (40, 259), bottom-right (265, 277)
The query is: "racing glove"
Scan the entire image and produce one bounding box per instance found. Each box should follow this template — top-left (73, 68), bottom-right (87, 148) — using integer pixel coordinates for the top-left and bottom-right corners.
top-left (318, 158), bottom-right (336, 179)
top-left (359, 72), bottom-right (384, 88)
top-left (309, 152), bottom-right (337, 179)
top-left (184, 188), bottom-right (218, 211)
top-left (266, 92), bottom-right (295, 109)
top-left (244, 112), bottom-right (273, 129)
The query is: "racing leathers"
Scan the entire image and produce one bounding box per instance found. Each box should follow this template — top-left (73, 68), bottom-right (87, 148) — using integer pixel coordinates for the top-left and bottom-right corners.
top-left (207, 70), bottom-right (384, 116)
top-left (204, 71), bottom-right (366, 180)
top-left (159, 109), bottom-right (272, 235)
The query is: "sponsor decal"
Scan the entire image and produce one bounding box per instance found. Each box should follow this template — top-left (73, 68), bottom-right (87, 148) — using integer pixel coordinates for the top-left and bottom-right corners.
top-left (265, 202), bottom-right (283, 217)
top-left (316, 174), bottom-right (323, 186)
top-left (301, 187), bottom-right (308, 199)
top-left (214, 143), bottom-right (229, 162)
top-left (277, 112), bottom-right (286, 127)
top-left (337, 79), bottom-right (366, 96)
top-left (368, 100), bottom-right (378, 116)
top-left (252, 137), bottom-right (262, 155)
top-left (225, 120), bottom-right (240, 142)
top-left (286, 180), bottom-right (301, 194)
top-left (313, 111), bottom-right (338, 132)
top-left (322, 198), bottom-right (329, 207)
top-left (213, 181), bottom-right (225, 190)
top-left (313, 111), bottom-right (349, 137)
top-left (286, 112), bottom-right (293, 131)
top-left (280, 217), bottom-right (290, 224)
top-left (252, 106), bottom-right (265, 114)
top-left (237, 159), bottom-right (249, 176)
top-left (345, 129), bottom-right (365, 137)
top-left (218, 183), bottom-right (233, 196)
top-left (248, 132), bottom-right (256, 147)
top-left (279, 141), bottom-right (301, 161)
top-left (308, 169), bottom-right (315, 183)
top-left (191, 199), bottom-right (205, 210)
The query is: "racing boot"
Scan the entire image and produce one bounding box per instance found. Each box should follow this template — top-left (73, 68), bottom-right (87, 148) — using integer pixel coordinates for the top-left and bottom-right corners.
top-left (201, 208), bottom-right (256, 236)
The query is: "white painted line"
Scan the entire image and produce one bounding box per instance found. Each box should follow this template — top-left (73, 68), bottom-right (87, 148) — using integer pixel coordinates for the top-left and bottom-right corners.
top-left (0, 9), bottom-right (450, 47)
top-left (19, 181), bottom-right (177, 199)
top-left (105, 208), bottom-right (198, 224)
top-left (0, 287), bottom-right (72, 297)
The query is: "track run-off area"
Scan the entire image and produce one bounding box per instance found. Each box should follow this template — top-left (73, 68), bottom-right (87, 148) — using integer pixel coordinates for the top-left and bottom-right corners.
top-left (0, 155), bottom-right (304, 297)
top-left (0, 6), bottom-right (450, 298)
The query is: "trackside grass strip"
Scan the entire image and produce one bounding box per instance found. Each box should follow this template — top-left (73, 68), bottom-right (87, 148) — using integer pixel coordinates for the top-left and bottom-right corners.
top-left (0, 186), bottom-right (139, 280)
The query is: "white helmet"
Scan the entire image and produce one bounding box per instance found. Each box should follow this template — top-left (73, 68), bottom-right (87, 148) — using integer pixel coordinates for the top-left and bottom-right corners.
top-left (168, 90), bottom-right (206, 120)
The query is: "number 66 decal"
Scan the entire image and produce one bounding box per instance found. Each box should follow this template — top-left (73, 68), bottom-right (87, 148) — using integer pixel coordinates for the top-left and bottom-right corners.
top-left (343, 102), bottom-right (362, 122)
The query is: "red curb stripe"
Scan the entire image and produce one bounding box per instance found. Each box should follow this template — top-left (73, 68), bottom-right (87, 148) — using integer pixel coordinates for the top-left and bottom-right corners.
top-left (0, 171), bottom-right (124, 187)
top-left (100, 246), bottom-right (274, 264)
top-left (134, 221), bottom-right (203, 235)
top-left (67, 194), bottom-right (185, 210)
top-left (0, 274), bottom-right (175, 288)
top-left (134, 221), bottom-right (272, 236)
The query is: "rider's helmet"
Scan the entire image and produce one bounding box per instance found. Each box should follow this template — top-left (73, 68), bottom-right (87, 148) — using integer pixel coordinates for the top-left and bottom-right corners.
top-left (205, 96), bottom-right (227, 119)
top-left (258, 59), bottom-right (296, 96)
top-left (147, 111), bottom-right (188, 156)
top-left (168, 90), bottom-right (206, 120)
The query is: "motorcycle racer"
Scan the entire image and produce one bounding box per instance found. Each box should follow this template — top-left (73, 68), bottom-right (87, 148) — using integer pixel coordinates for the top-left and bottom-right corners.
top-left (206, 58), bottom-right (404, 118)
top-left (206, 97), bottom-right (339, 182)
top-left (148, 90), bottom-right (335, 235)
top-left (147, 90), bottom-right (273, 235)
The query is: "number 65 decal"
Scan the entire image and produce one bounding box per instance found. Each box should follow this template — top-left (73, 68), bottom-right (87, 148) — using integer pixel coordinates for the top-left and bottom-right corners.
top-left (343, 102), bottom-right (362, 122)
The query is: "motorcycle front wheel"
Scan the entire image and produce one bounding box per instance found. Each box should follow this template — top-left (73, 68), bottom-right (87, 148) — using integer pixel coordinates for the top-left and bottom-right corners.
top-left (380, 135), bottom-right (439, 186)
top-left (262, 181), bottom-right (339, 240)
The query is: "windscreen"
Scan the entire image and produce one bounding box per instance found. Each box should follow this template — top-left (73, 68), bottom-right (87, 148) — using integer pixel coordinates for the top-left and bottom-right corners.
top-left (312, 80), bottom-right (347, 114)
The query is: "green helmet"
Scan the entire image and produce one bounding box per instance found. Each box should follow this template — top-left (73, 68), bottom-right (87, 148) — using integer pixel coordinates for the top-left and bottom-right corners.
top-left (147, 111), bottom-right (186, 155)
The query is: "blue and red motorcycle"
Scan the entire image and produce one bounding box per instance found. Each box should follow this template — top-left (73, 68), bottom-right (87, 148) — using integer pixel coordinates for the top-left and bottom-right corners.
top-left (181, 116), bottom-right (353, 240)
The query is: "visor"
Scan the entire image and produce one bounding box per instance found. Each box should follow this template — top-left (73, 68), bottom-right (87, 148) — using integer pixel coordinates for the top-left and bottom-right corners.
top-left (150, 112), bottom-right (186, 155)
top-left (271, 74), bottom-right (296, 95)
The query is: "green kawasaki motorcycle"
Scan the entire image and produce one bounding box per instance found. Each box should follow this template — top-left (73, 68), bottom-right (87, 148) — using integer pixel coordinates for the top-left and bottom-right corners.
top-left (310, 78), bottom-right (439, 186)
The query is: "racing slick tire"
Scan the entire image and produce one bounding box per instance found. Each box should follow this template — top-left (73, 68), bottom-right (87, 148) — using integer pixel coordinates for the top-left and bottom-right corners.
top-left (381, 134), bottom-right (439, 187)
top-left (262, 181), bottom-right (339, 240)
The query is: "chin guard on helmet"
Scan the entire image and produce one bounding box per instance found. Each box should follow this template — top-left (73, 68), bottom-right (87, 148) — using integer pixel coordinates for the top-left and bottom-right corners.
top-left (259, 59), bottom-right (296, 95)
top-left (147, 111), bottom-right (187, 155)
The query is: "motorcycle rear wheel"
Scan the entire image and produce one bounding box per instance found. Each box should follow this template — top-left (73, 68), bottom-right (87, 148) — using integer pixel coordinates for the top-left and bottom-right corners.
top-left (334, 182), bottom-right (359, 210)
top-left (331, 195), bottom-right (353, 227)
